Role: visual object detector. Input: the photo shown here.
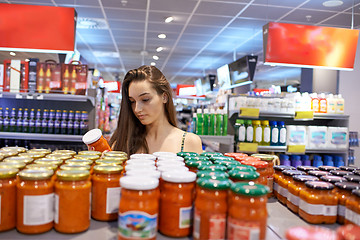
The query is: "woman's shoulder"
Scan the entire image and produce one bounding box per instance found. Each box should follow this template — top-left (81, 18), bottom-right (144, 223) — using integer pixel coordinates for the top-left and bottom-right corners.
top-left (182, 131), bottom-right (202, 154)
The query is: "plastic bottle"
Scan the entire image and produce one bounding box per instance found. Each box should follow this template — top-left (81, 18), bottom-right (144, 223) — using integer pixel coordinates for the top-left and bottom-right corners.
top-left (196, 109), bottom-right (203, 135)
top-left (222, 109), bottom-right (228, 136)
top-left (209, 109), bottom-right (215, 135)
top-left (269, 121), bottom-right (279, 146)
top-left (215, 109), bottom-right (222, 136)
top-left (279, 154), bottom-right (291, 166)
top-left (311, 93), bottom-right (320, 113)
top-left (336, 94), bottom-right (345, 114)
top-left (29, 109), bottom-right (35, 133)
top-left (203, 109), bottom-right (209, 135)
top-left (22, 108), bottom-right (29, 133)
top-left (290, 155), bottom-right (302, 168)
top-left (301, 155), bottom-right (311, 166)
top-left (294, 92), bottom-right (302, 111)
top-left (319, 93), bottom-right (327, 113)
top-left (301, 92), bottom-right (312, 111)
top-left (327, 94), bottom-right (336, 114)
top-left (253, 120), bottom-right (262, 145)
top-left (278, 121), bottom-right (287, 146)
top-left (333, 156), bottom-right (345, 167)
top-left (261, 120), bottom-right (271, 146)
top-left (235, 119), bottom-right (246, 143)
top-left (0, 108), bottom-right (3, 132)
top-left (323, 155), bottom-right (334, 166)
top-left (312, 155), bottom-right (323, 167)
top-left (191, 112), bottom-right (197, 134)
top-left (35, 109), bottom-right (42, 134)
top-left (245, 120), bottom-right (253, 143)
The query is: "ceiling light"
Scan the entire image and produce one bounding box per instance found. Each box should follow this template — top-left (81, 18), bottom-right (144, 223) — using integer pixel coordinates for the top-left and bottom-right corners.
top-left (9, 52), bottom-right (16, 56)
top-left (25, 59), bottom-right (30, 62)
top-left (151, 62), bottom-right (156, 66)
top-left (158, 34), bottom-right (167, 39)
top-left (156, 47), bottom-right (163, 52)
top-left (322, 0), bottom-right (343, 7)
top-left (153, 55), bottom-right (159, 60)
top-left (77, 18), bottom-right (108, 29)
top-left (165, 16), bottom-right (174, 23)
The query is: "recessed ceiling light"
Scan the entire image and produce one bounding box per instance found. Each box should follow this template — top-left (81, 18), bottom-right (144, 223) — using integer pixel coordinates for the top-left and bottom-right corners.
top-left (156, 47), bottom-right (163, 52)
top-left (322, 0), bottom-right (343, 7)
top-left (151, 62), bottom-right (156, 66)
top-left (165, 16), bottom-right (174, 23)
top-left (9, 52), bottom-right (16, 56)
top-left (77, 18), bottom-right (108, 29)
top-left (158, 34), bottom-right (167, 39)
top-left (153, 55), bottom-right (159, 60)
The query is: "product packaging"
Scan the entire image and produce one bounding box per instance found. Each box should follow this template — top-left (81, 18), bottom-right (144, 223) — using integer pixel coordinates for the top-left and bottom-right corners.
top-left (327, 127), bottom-right (348, 149)
top-left (286, 125), bottom-right (307, 146)
top-left (3, 60), bottom-right (29, 93)
top-left (28, 58), bottom-right (39, 93)
top-left (61, 61), bottom-right (88, 95)
top-left (307, 126), bottom-right (327, 149)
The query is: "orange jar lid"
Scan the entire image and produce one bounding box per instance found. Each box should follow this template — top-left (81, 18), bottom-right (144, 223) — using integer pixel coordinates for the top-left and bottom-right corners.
top-left (18, 169), bottom-right (53, 180)
top-left (241, 160), bottom-right (268, 169)
top-left (0, 168), bottom-right (18, 179)
top-left (56, 170), bottom-right (90, 181)
top-left (286, 226), bottom-right (336, 240)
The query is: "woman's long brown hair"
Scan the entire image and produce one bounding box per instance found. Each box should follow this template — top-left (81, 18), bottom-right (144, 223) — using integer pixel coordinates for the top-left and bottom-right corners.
top-left (109, 65), bottom-right (177, 155)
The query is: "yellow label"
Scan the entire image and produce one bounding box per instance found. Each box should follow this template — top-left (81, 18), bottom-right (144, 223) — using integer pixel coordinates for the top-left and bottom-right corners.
top-left (239, 108), bottom-right (260, 118)
top-left (238, 142), bottom-right (258, 153)
top-left (287, 145), bottom-right (306, 154)
top-left (294, 111), bottom-right (314, 120)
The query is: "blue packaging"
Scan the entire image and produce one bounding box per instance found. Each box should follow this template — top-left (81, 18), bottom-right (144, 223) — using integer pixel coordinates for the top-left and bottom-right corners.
top-left (313, 155), bottom-right (323, 167)
top-left (333, 156), bottom-right (345, 167)
top-left (279, 154), bottom-right (291, 166)
top-left (323, 155), bottom-right (334, 167)
top-left (301, 155), bottom-right (311, 166)
top-left (269, 121), bottom-right (279, 146)
top-left (290, 155), bottom-right (302, 168)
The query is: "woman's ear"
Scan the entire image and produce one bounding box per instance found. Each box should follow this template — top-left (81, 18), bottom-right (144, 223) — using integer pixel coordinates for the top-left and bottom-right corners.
top-left (162, 93), bottom-right (168, 103)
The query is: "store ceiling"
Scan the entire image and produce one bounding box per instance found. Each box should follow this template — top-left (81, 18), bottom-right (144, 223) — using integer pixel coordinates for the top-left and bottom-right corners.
top-left (1, 0), bottom-right (360, 85)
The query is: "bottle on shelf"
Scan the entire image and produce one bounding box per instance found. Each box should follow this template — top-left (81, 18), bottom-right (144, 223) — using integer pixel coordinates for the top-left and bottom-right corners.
top-left (312, 155), bottom-right (323, 167)
top-left (323, 155), bottom-right (334, 166)
top-left (203, 109), bottom-right (209, 135)
top-left (253, 120), bottom-right (262, 145)
top-left (62, 65), bottom-right (70, 94)
top-left (61, 110), bottom-right (68, 134)
top-left (301, 92), bottom-right (312, 111)
top-left (22, 108), bottom-right (29, 133)
top-left (336, 94), bottom-right (345, 114)
top-left (42, 109), bottom-right (49, 134)
top-left (290, 155), bottom-right (302, 168)
top-left (191, 112), bottom-right (197, 134)
top-left (16, 108), bottom-right (23, 133)
top-left (70, 67), bottom-right (77, 95)
top-left (37, 63), bottom-right (45, 93)
top-left (319, 93), bottom-right (327, 113)
top-left (234, 119), bottom-right (246, 143)
top-left (35, 109), bottom-right (42, 133)
top-left (48, 110), bottom-right (55, 134)
top-left (54, 110), bottom-right (62, 134)
top-left (74, 111), bottom-right (81, 135)
top-left (9, 108), bottom-right (17, 132)
top-left (80, 111), bottom-right (89, 135)
top-left (196, 109), bottom-right (203, 135)
top-left (222, 109), bottom-right (228, 136)
top-left (3, 108), bottom-right (10, 132)
top-left (311, 93), bottom-right (320, 113)
top-left (44, 64), bottom-right (52, 94)
top-left (261, 120), bottom-right (271, 146)
top-left (301, 155), bottom-right (311, 166)
top-left (215, 109), bottom-right (223, 136)
top-left (278, 121), bottom-right (287, 146)
top-left (29, 109), bottom-right (36, 133)
top-left (209, 108), bottom-right (215, 135)
top-left (245, 120), bottom-right (253, 143)
top-left (327, 94), bottom-right (336, 114)
top-left (67, 110), bottom-right (74, 135)
top-left (269, 121), bottom-right (279, 146)
top-left (0, 107), bottom-right (3, 132)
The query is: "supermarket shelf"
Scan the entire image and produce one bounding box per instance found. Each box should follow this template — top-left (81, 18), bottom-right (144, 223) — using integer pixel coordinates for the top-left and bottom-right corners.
top-left (249, 145), bottom-right (348, 154)
top-left (0, 92), bottom-right (95, 106)
top-left (199, 135), bottom-right (234, 145)
top-left (0, 132), bottom-right (83, 142)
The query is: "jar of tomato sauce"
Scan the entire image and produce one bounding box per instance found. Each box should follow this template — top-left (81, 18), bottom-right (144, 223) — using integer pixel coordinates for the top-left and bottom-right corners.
top-left (54, 170), bottom-right (91, 233)
top-left (345, 189), bottom-right (360, 225)
top-left (344, 174), bottom-right (360, 184)
top-left (0, 168), bottom-right (18, 232)
top-left (297, 166), bottom-right (318, 172)
top-left (227, 182), bottom-right (269, 240)
top-left (193, 177), bottom-right (231, 240)
top-left (159, 171), bottom-right (196, 237)
top-left (198, 164), bottom-right (227, 172)
top-left (277, 170), bottom-right (305, 205)
top-left (118, 176), bottom-right (159, 240)
top-left (308, 170), bottom-right (330, 178)
top-left (252, 154), bottom-right (277, 197)
top-left (16, 169), bottom-right (54, 234)
top-left (319, 166), bottom-right (339, 172)
top-left (228, 169), bottom-right (259, 183)
top-left (320, 175), bottom-right (347, 194)
top-left (299, 181), bottom-right (338, 224)
top-left (241, 160), bottom-right (268, 187)
top-left (340, 166), bottom-right (359, 172)
top-left (185, 159), bottom-right (212, 173)
top-left (177, 152), bottom-right (199, 158)
top-left (196, 170), bottom-right (229, 179)
top-left (273, 165), bottom-right (295, 199)
top-left (92, 165), bottom-right (123, 221)
top-left (287, 175), bottom-right (319, 213)
top-left (334, 182), bottom-right (360, 224)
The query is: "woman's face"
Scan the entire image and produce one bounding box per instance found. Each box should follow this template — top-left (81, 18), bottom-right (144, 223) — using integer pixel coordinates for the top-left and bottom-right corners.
top-left (128, 80), bottom-right (166, 125)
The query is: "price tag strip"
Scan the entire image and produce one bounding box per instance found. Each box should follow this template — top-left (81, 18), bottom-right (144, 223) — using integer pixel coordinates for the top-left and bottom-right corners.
top-left (239, 108), bottom-right (260, 118)
top-left (238, 142), bottom-right (258, 153)
top-left (287, 145), bottom-right (306, 154)
top-left (294, 111), bottom-right (314, 120)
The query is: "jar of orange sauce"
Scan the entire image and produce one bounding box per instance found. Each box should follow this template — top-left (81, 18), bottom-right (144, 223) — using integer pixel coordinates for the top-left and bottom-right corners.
top-left (334, 182), bottom-right (360, 224)
top-left (228, 169), bottom-right (259, 183)
top-left (0, 168), bottom-right (18, 232)
top-left (299, 181), bottom-right (338, 224)
top-left (16, 169), bottom-right (54, 234)
top-left (241, 160), bottom-right (268, 187)
top-left (193, 177), bottom-right (231, 240)
top-left (287, 175), bottom-right (318, 213)
top-left (273, 165), bottom-right (295, 199)
top-left (54, 170), bottom-right (91, 233)
top-left (159, 171), bottom-right (196, 237)
top-left (227, 182), bottom-right (269, 240)
top-left (297, 166), bottom-right (318, 172)
top-left (345, 189), bottom-right (360, 225)
top-left (92, 165), bottom-right (123, 221)
top-left (118, 176), bottom-right (159, 240)
top-left (277, 170), bottom-right (306, 205)
top-left (82, 128), bottom-right (112, 152)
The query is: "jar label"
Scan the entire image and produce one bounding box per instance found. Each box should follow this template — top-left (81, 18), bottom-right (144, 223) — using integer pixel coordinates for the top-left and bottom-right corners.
top-left (271, 128), bottom-right (279, 143)
top-left (239, 126), bottom-right (246, 142)
top-left (278, 186), bottom-right (288, 199)
top-left (299, 200), bottom-right (337, 216)
top-left (118, 211), bottom-right (157, 238)
top-left (179, 206), bottom-right (192, 229)
top-left (106, 187), bottom-right (121, 214)
top-left (23, 193), bottom-right (54, 225)
top-left (279, 128), bottom-right (286, 143)
top-left (345, 208), bottom-right (360, 225)
top-left (338, 205), bottom-right (346, 217)
top-left (227, 216), bottom-right (260, 240)
top-left (267, 177), bottom-right (273, 192)
top-left (263, 127), bottom-right (270, 143)
top-left (193, 209), bottom-right (200, 239)
top-left (273, 182), bottom-right (278, 192)
top-left (255, 127), bottom-right (262, 143)
top-left (288, 192), bottom-right (300, 206)
top-left (54, 194), bottom-right (59, 224)
top-left (209, 214), bottom-right (226, 240)
top-left (246, 127), bottom-right (253, 142)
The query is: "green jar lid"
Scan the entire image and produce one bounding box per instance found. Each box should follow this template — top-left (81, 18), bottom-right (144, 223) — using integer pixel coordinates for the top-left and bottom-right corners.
top-left (213, 159), bottom-right (240, 167)
top-left (196, 170), bottom-right (229, 179)
top-left (228, 169), bottom-right (260, 180)
top-left (231, 182), bottom-right (269, 196)
top-left (198, 164), bottom-right (227, 172)
top-left (196, 177), bottom-right (231, 190)
top-left (184, 156), bottom-right (209, 161)
top-left (227, 164), bottom-right (256, 172)
top-left (177, 152), bottom-right (199, 157)
top-left (210, 156), bottom-right (235, 162)
top-left (200, 152), bottom-right (223, 158)
top-left (185, 159), bottom-right (212, 168)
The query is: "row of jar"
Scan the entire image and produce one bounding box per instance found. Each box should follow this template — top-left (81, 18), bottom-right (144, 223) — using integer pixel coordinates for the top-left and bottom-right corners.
top-left (273, 165), bottom-right (360, 225)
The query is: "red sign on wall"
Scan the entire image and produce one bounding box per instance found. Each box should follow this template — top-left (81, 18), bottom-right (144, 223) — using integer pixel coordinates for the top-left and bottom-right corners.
top-left (0, 3), bottom-right (76, 53)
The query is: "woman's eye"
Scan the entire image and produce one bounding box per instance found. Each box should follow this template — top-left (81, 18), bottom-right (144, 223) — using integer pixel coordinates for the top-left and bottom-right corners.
top-left (142, 99), bottom-right (150, 102)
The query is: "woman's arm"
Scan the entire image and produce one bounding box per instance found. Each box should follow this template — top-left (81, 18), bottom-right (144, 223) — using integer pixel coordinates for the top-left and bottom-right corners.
top-left (183, 132), bottom-right (203, 154)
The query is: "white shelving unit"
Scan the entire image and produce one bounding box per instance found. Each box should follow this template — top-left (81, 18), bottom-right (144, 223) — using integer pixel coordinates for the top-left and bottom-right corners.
top-left (199, 135), bottom-right (234, 153)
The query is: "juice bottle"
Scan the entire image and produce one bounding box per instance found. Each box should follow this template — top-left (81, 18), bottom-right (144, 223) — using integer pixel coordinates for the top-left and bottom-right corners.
top-left (245, 120), bottom-right (254, 143)
top-left (336, 94), bottom-right (345, 114)
top-left (70, 67), bottom-right (77, 95)
top-left (37, 63), bottom-right (44, 93)
top-left (196, 109), bottom-right (203, 135)
top-left (253, 120), bottom-right (262, 145)
top-left (62, 65), bottom-right (70, 94)
top-left (203, 109), bottom-right (209, 135)
top-left (261, 120), bottom-right (270, 146)
top-left (327, 94), bottom-right (336, 114)
top-left (311, 93), bottom-right (320, 113)
top-left (44, 64), bottom-right (51, 94)
top-left (319, 93), bottom-right (327, 113)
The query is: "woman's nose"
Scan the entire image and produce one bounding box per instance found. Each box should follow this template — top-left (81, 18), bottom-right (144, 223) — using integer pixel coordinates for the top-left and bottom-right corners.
top-left (133, 102), bottom-right (142, 113)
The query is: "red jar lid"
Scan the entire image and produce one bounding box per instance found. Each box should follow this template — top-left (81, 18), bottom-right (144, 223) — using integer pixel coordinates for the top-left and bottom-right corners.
top-left (286, 226), bottom-right (337, 240)
top-left (241, 160), bottom-right (268, 169)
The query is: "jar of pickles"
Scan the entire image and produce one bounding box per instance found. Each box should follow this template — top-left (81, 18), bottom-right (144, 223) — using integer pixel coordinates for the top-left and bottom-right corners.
top-left (277, 170), bottom-right (305, 205)
top-left (91, 165), bottom-right (123, 221)
top-left (16, 169), bottom-right (54, 234)
top-left (287, 175), bottom-right (319, 213)
top-left (299, 181), bottom-right (338, 224)
top-left (334, 182), bottom-right (360, 224)
top-left (193, 178), bottom-right (231, 240)
top-left (159, 171), bottom-right (196, 237)
top-left (227, 183), bottom-right (269, 240)
top-left (54, 170), bottom-right (91, 233)
top-left (345, 189), bottom-right (360, 225)
top-left (0, 168), bottom-right (18, 232)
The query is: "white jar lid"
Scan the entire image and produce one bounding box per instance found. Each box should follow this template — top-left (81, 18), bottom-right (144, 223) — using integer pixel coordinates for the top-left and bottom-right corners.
top-left (157, 161), bottom-right (185, 167)
top-left (157, 165), bottom-right (189, 173)
top-left (120, 176), bottom-right (159, 190)
top-left (130, 154), bottom-right (156, 161)
top-left (82, 129), bottom-right (102, 145)
top-left (152, 152), bottom-right (177, 158)
top-left (157, 156), bottom-right (184, 162)
top-left (126, 159), bottom-right (155, 166)
top-left (162, 171), bottom-right (196, 183)
top-left (125, 170), bottom-right (161, 179)
top-left (125, 164), bottom-right (156, 171)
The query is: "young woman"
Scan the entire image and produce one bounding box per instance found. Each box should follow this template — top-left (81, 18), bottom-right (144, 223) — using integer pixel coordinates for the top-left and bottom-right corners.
top-left (109, 65), bottom-right (203, 155)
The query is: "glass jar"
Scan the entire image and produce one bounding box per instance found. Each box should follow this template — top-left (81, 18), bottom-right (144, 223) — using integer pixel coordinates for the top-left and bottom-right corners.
top-left (95, 159), bottom-right (123, 166)
top-left (320, 175), bottom-right (347, 195)
top-left (228, 183), bottom-right (269, 240)
top-left (52, 150), bottom-right (77, 156)
top-left (273, 165), bottom-right (295, 199)
top-left (228, 169), bottom-right (259, 183)
top-left (198, 164), bottom-right (227, 172)
top-left (287, 175), bottom-right (319, 213)
top-left (74, 154), bottom-right (100, 162)
top-left (159, 171), bottom-right (196, 237)
top-left (16, 169), bottom-right (54, 234)
top-left (297, 166), bottom-right (318, 172)
top-left (34, 158), bottom-right (63, 167)
top-left (251, 154), bottom-right (276, 196)
top-left (0, 168), bottom-right (18, 232)
top-left (91, 165), bottom-right (123, 221)
top-left (65, 159), bottom-right (93, 166)
top-left (299, 181), bottom-right (338, 224)
top-left (196, 170), bottom-right (229, 179)
top-left (308, 170), bottom-right (330, 177)
top-left (318, 166), bottom-right (339, 172)
top-left (26, 164), bottom-right (58, 182)
top-left (78, 150), bottom-right (102, 156)
top-left (334, 182), bottom-right (360, 224)
top-left (241, 160), bottom-right (268, 186)
top-left (193, 178), bottom-right (231, 240)
top-left (118, 176), bottom-right (159, 240)
top-left (54, 170), bottom-right (91, 233)
top-left (185, 159), bottom-right (212, 173)
top-left (277, 170), bottom-right (305, 205)
top-left (344, 174), bottom-right (360, 183)
top-left (102, 156), bottom-right (127, 164)
top-left (60, 164), bottom-right (91, 172)
top-left (345, 189), bottom-right (360, 225)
